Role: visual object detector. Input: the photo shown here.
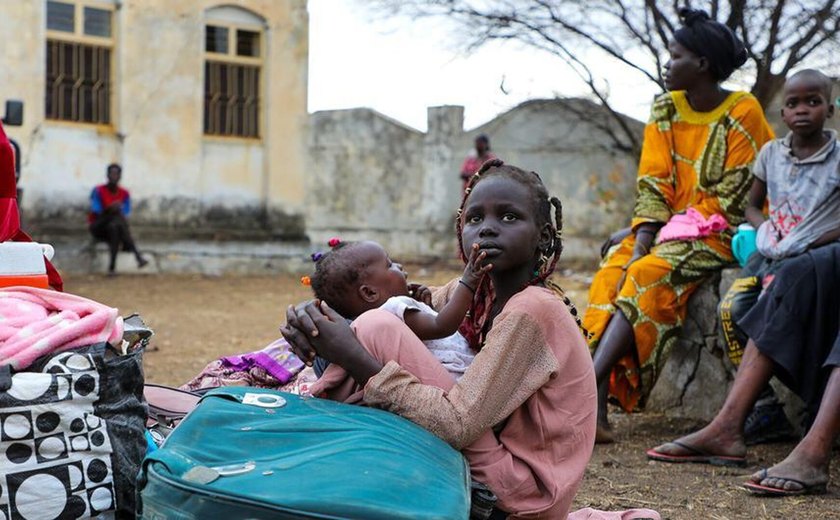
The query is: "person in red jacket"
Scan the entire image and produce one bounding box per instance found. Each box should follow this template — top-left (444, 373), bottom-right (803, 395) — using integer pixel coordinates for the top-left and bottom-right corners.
top-left (0, 121), bottom-right (63, 290)
top-left (89, 163), bottom-right (148, 275)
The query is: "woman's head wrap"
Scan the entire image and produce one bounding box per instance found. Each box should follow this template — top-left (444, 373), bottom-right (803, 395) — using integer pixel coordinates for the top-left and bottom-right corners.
top-left (674, 8), bottom-right (747, 81)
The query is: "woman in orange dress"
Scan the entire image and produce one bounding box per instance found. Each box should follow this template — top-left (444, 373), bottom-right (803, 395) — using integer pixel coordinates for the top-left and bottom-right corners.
top-left (584, 8), bottom-right (774, 441)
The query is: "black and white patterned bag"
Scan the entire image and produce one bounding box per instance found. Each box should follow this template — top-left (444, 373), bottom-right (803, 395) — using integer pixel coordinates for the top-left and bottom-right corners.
top-left (0, 343), bottom-right (145, 519)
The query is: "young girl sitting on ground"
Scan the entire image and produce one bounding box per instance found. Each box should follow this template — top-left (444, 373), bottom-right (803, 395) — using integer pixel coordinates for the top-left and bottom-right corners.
top-left (305, 238), bottom-right (491, 399)
top-left (282, 160), bottom-right (608, 519)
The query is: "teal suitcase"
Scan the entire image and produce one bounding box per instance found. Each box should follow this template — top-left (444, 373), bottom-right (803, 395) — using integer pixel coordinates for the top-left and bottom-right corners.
top-left (137, 387), bottom-right (470, 519)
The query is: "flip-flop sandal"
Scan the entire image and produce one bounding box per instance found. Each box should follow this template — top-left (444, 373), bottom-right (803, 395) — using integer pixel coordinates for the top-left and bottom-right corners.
top-left (742, 469), bottom-right (828, 496)
top-left (646, 440), bottom-right (747, 467)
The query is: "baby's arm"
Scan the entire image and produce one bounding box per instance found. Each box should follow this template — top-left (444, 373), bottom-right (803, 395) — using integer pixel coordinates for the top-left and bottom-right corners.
top-left (744, 177), bottom-right (767, 229)
top-left (404, 244), bottom-right (491, 341)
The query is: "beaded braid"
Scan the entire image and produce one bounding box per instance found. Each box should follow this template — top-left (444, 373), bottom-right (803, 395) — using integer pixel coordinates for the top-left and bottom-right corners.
top-left (455, 160), bottom-right (589, 347)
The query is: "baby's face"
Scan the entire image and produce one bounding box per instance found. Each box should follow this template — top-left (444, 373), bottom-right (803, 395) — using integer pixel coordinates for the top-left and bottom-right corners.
top-left (355, 241), bottom-right (410, 301)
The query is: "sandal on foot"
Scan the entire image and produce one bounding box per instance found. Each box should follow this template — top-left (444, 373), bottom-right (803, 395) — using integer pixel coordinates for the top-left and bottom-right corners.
top-left (646, 441), bottom-right (746, 467)
top-left (743, 469), bottom-right (828, 496)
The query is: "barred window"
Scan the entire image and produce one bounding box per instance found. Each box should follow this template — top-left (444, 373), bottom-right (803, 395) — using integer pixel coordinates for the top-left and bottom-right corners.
top-left (204, 24), bottom-right (262, 138)
top-left (45, 1), bottom-right (114, 125)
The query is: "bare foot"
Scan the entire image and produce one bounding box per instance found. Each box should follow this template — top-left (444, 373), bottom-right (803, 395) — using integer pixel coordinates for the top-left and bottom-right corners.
top-left (651, 422), bottom-right (746, 459)
top-left (747, 447), bottom-right (829, 493)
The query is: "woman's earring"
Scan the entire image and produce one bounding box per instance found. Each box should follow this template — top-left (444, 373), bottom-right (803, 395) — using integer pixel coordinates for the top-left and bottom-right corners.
top-left (534, 251), bottom-right (549, 276)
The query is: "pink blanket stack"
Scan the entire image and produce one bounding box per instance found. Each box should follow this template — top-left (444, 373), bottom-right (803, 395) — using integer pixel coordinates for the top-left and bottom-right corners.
top-left (0, 287), bottom-right (123, 370)
top-left (656, 208), bottom-right (729, 244)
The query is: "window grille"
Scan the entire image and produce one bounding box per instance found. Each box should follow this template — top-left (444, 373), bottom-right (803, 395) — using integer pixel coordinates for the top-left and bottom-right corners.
top-left (45, 1), bottom-right (114, 125)
top-left (204, 24), bottom-right (262, 138)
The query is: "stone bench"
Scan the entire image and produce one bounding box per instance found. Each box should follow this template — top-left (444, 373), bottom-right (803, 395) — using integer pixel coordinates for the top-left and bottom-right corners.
top-left (647, 268), bottom-right (806, 432)
top-left (43, 235), bottom-right (313, 276)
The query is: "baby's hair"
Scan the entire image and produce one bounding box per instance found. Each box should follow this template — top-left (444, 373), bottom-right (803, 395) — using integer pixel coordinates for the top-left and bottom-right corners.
top-left (456, 160), bottom-right (587, 347)
top-left (787, 69), bottom-right (834, 100)
top-left (309, 241), bottom-right (366, 317)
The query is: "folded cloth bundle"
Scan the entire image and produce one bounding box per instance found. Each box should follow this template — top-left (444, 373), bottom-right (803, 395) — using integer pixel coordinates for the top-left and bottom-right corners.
top-left (181, 338), bottom-right (307, 392)
top-left (0, 286), bottom-right (123, 370)
top-left (656, 208), bottom-right (728, 244)
top-left (220, 339), bottom-right (305, 384)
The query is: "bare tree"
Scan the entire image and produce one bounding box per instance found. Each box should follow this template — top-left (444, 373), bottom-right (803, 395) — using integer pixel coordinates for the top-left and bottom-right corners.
top-left (368, 0), bottom-right (840, 157)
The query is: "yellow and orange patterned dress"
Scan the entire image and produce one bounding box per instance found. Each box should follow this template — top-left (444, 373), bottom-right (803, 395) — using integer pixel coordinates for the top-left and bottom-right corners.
top-left (584, 90), bottom-right (773, 412)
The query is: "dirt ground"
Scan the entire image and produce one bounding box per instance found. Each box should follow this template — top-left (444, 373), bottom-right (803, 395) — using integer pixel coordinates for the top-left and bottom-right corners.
top-left (68, 271), bottom-right (839, 520)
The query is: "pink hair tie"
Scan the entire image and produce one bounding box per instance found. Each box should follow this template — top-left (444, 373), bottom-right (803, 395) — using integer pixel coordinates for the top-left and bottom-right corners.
top-left (328, 237), bottom-right (341, 248)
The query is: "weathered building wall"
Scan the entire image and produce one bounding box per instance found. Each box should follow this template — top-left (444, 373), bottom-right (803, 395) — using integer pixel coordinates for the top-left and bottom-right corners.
top-left (1, 0), bottom-right (309, 237)
top-left (471, 99), bottom-right (640, 240)
top-left (308, 100), bottom-right (642, 259)
top-left (2, 0), bottom-right (642, 264)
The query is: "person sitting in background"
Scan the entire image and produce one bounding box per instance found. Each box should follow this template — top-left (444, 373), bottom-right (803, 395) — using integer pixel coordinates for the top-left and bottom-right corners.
top-left (460, 134), bottom-right (496, 190)
top-left (89, 163), bottom-right (147, 275)
top-left (718, 69), bottom-right (840, 444)
top-left (584, 8), bottom-right (774, 443)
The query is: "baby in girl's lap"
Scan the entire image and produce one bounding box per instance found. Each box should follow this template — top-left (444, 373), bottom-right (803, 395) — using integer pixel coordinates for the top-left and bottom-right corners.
top-left (306, 239), bottom-right (491, 400)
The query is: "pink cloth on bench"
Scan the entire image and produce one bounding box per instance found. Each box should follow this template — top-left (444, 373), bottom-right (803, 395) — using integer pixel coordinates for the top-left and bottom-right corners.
top-left (656, 208), bottom-right (728, 244)
top-left (0, 287), bottom-right (123, 370)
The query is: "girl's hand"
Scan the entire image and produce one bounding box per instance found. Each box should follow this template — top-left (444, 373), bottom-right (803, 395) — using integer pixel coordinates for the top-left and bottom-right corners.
top-left (408, 283), bottom-right (432, 306)
top-left (281, 301), bottom-right (383, 384)
top-left (280, 301), bottom-right (321, 365)
top-left (462, 243), bottom-right (493, 290)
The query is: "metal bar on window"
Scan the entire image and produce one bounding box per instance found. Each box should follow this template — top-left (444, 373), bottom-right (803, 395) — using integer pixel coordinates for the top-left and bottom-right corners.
top-left (44, 39), bottom-right (111, 124)
top-left (204, 59), bottom-right (260, 138)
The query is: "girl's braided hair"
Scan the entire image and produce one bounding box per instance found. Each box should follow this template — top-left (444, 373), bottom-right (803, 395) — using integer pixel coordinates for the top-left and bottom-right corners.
top-left (456, 159), bottom-right (587, 348)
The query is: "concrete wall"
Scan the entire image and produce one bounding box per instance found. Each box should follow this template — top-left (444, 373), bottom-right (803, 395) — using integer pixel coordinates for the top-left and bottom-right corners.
top-left (1, 0), bottom-right (309, 236)
top-left (308, 100), bottom-right (642, 260)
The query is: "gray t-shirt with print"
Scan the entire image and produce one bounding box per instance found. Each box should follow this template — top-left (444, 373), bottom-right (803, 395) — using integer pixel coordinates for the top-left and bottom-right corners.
top-left (754, 130), bottom-right (840, 259)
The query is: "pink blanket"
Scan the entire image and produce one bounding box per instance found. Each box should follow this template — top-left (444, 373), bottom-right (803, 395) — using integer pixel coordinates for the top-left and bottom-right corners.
top-left (656, 208), bottom-right (728, 244)
top-left (0, 287), bottom-right (123, 370)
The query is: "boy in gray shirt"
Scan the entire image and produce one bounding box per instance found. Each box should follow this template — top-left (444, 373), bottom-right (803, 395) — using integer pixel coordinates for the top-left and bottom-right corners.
top-left (720, 69), bottom-right (840, 443)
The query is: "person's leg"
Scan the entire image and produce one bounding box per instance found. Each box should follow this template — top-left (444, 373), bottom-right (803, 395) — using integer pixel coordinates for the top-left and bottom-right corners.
top-left (113, 214), bottom-right (148, 267)
top-left (104, 220), bottom-right (121, 274)
top-left (720, 275), bottom-right (761, 367)
top-left (583, 238), bottom-right (634, 442)
top-left (721, 273), bottom-right (794, 444)
top-left (747, 366), bottom-right (839, 491)
top-left (650, 339), bottom-right (774, 459)
top-left (592, 309), bottom-right (635, 442)
top-left (90, 215), bottom-right (119, 274)
top-left (352, 309), bottom-right (457, 391)
top-left (593, 250), bottom-right (679, 440)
